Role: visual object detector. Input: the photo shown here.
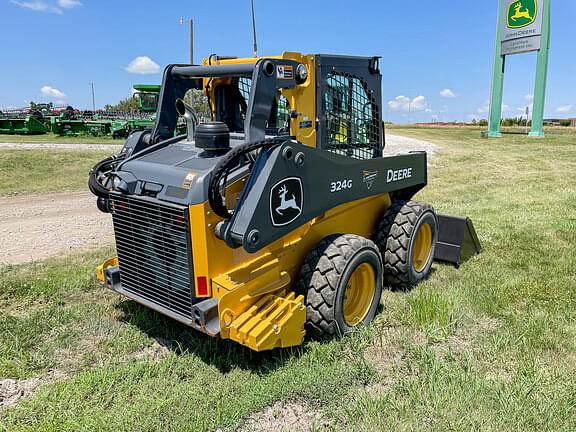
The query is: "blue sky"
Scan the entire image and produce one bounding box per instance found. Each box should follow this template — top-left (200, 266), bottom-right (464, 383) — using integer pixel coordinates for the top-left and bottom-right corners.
top-left (1, 0), bottom-right (575, 123)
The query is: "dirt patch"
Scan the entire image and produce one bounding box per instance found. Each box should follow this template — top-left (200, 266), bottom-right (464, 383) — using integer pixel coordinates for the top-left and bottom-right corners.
top-left (0, 370), bottom-right (65, 410)
top-left (239, 401), bottom-right (330, 432)
top-left (0, 191), bottom-right (114, 266)
top-left (132, 337), bottom-right (172, 363)
top-left (365, 324), bottom-right (424, 374)
top-left (0, 377), bottom-right (39, 409)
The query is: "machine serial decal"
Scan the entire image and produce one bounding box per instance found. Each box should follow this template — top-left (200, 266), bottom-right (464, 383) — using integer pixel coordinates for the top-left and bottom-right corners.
top-left (330, 179), bottom-right (353, 193)
top-left (386, 168), bottom-right (413, 183)
top-left (182, 172), bottom-right (197, 189)
top-left (276, 65), bottom-right (293, 79)
top-left (269, 177), bottom-right (303, 227)
top-left (362, 171), bottom-right (378, 190)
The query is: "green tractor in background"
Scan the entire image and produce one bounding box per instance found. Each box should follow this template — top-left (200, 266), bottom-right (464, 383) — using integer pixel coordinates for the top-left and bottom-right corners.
top-left (131, 84), bottom-right (193, 136)
top-left (133, 84), bottom-right (161, 112)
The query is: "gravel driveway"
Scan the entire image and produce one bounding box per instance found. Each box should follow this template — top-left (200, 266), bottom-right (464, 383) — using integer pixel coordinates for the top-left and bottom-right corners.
top-left (0, 191), bottom-right (113, 266)
top-left (0, 134), bottom-right (439, 156)
top-left (0, 142), bottom-right (122, 151)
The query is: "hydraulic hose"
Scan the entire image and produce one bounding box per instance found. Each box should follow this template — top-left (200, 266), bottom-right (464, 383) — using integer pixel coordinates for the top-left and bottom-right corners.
top-left (89, 134), bottom-right (186, 201)
top-left (88, 153), bottom-right (126, 199)
top-left (208, 138), bottom-right (285, 219)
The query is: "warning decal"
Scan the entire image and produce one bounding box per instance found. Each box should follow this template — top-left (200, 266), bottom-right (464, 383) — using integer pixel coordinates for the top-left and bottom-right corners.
top-left (276, 65), bottom-right (293, 79)
top-left (182, 172), bottom-right (197, 189)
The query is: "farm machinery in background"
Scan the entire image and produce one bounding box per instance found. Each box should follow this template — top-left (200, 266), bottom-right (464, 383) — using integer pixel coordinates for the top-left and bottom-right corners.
top-left (49, 85), bottom-right (162, 138)
top-left (0, 102), bottom-right (55, 135)
top-left (0, 85), bottom-right (192, 138)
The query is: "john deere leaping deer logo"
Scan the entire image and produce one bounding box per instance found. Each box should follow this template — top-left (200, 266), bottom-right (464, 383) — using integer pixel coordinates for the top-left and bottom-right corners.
top-left (270, 177), bottom-right (303, 226)
top-left (276, 185), bottom-right (301, 215)
top-left (507, 0), bottom-right (537, 28)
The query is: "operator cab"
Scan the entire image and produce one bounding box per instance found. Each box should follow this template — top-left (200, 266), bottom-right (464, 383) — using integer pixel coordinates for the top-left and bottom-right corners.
top-left (209, 77), bottom-right (291, 137)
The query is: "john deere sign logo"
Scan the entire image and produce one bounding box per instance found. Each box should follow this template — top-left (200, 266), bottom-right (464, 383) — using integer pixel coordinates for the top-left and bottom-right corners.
top-left (507, 0), bottom-right (537, 28)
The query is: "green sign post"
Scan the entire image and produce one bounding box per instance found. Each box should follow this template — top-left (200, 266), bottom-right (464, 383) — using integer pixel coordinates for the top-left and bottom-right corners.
top-left (488, 0), bottom-right (551, 137)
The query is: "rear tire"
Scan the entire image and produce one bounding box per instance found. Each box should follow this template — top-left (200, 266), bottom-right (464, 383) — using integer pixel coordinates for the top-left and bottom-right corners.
top-left (375, 200), bottom-right (437, 290)
top-left (296, 234), bottom-right (383, 338)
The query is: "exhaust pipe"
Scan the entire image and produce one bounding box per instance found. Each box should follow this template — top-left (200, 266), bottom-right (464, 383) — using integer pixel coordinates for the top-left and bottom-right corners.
top-left (175, 98), bottom-right (199, 142)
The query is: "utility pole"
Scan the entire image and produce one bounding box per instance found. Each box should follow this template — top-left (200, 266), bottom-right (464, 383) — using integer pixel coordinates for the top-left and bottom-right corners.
top-left (180, 17), bottom-right (194, 106)
top-left (180, 17), bottom-right (194, 64)
top-left (91, 83), bottom-right (95, 112)
top-left (189, 19), bottom-right (193, 64)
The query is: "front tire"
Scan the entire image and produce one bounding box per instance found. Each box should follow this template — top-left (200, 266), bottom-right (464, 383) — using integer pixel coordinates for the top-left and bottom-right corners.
top-left (375, 200), bottom-right (438, 289)
top-left (296, 234), bottom-right (383, 338)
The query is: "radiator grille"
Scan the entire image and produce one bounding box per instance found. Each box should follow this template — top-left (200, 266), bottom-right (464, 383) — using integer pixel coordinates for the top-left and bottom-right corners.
top-left (110, 195), bottom-right (194, 320)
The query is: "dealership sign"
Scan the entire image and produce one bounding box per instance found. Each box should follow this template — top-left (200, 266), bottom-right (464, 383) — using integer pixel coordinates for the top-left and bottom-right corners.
top-left (488, 0), bottom-right (550, 137)
top-left (501, 0), bottom-right (543, 55)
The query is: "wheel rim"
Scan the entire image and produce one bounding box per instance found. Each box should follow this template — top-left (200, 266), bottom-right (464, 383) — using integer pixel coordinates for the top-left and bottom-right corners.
top-left (343, 263), bottom-right (376, 326)
top-left (413, 222), bottom-right (432, 273)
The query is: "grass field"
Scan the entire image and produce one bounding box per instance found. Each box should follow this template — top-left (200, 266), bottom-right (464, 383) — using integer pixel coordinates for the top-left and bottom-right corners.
top-left (0, 135), bottom-right (119, 144)
top-left (1, 127), bottom-right (575, 431)
top-left (0, 149), bottom-right (115, 196)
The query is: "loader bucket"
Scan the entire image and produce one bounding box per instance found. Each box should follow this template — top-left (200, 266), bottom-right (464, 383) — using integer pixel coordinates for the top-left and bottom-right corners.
top-left (434, 215), bottom-right (482, 268)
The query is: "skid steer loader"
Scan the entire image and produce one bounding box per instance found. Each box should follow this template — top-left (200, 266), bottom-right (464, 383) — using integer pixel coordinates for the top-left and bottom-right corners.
top-left (90, 52), bottom-right (446, 351)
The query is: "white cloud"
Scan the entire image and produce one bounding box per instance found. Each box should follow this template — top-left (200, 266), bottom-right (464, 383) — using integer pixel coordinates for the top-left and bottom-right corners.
top-left (11, 0), bottom-right (62, 13)
top-left (411, 96), bottom-right (428, 111)
top-left (477, 101), bottom-right (510, 114)
top-left (525, 94), bottom-right (534, 102)
top-left (440, 88), bottom-right (456, 98)
top-left (388, 96), bottom-right (410, 111)
top-left (58, 0), bottom-right (81, 7)
top-left (125, 56), bottom-right (161, 75)
top-left (477, 102), bottom-right (489, 114)
top-left (40, 85), bottom-right (66, 100)
top-left (556, 105), bottom-right (573, 113)
top-left (388, 95), bottom-right (428, 112)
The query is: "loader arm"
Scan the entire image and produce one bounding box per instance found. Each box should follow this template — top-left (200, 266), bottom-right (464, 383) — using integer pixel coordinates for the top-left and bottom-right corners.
top-left (219, 140), bottom-right (427, 253)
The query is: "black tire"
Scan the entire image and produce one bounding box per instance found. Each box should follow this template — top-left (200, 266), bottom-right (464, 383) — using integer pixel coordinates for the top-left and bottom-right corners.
top-left (375, 200), bottom-right (438, 290)
top-left (296, 234), bottom-right (383, 338)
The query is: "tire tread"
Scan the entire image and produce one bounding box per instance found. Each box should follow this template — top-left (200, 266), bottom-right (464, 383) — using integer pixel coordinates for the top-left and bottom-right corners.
top-left (296, 234), bottom-right (380, 337)
top-left (375, 200), bottom-right (435, 289)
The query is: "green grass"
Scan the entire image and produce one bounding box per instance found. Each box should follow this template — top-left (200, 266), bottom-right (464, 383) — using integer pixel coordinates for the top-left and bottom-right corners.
top-left (404, 286), bottom-right (457, 341)
top-left (0, 149), bottom-right (115, 196)
top-left (0, 134), bottom-right (120, 144)
top-left (1, 126), bottom-right (575, 431)
top-left (0, 250), bottom-right (373, 431)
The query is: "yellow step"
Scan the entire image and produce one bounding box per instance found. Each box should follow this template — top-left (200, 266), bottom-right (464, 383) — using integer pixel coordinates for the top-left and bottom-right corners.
top-left (228, 292), bottom-right (306, 351)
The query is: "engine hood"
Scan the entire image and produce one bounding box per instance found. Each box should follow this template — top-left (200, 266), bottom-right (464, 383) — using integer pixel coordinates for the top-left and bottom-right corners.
top-left (112, 137), bottom-right (245, 206)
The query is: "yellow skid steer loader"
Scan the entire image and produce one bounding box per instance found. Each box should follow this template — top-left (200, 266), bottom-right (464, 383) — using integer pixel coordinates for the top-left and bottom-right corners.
top-left (90, 52), bottom-right (477, 351)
